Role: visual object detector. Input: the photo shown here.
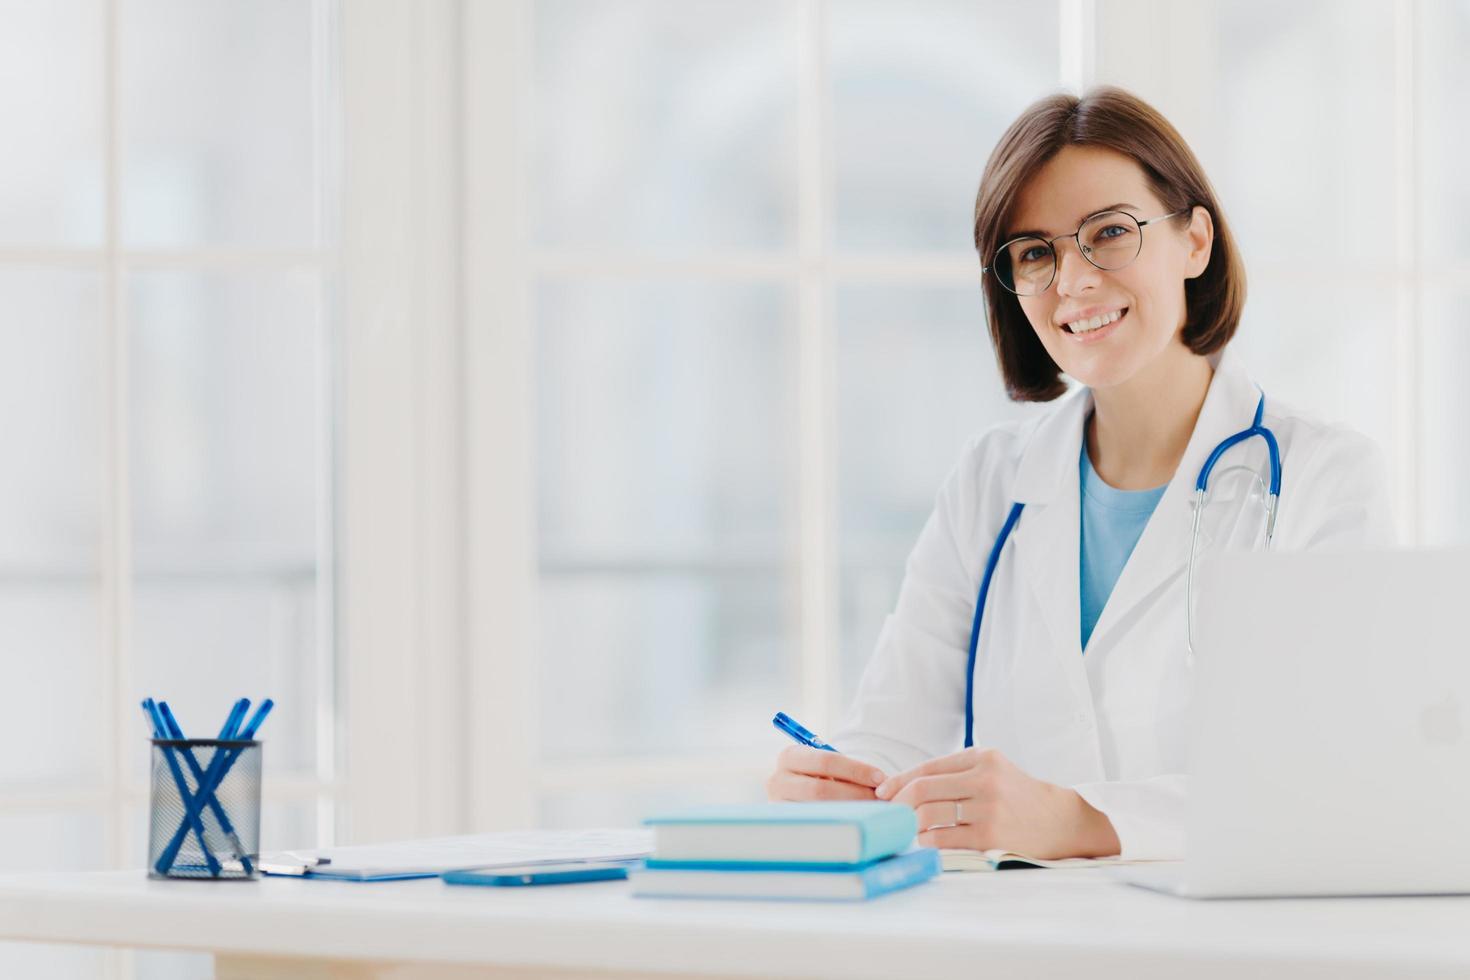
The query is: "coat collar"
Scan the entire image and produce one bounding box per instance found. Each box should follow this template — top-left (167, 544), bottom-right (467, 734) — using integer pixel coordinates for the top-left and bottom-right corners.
top-left (1006, 347), bottom-right (1264, 668)
top-left (1010, 347), bottom-right (1260, 506)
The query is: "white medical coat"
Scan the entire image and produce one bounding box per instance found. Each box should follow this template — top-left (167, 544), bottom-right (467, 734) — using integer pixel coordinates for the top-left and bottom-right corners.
top-left (833, 348), bottom-right (1393, 859)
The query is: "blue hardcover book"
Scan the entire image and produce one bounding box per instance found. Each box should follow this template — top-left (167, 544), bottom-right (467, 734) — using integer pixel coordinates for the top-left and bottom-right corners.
top-left (630, 847), bottom-right (940, 902)
top-left (643, 802), bottom-right (917, 869)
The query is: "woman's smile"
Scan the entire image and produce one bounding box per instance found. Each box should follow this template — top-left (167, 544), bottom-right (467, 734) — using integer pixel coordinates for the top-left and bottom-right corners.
top-left (1060, 306), bottom-right (1129, 343)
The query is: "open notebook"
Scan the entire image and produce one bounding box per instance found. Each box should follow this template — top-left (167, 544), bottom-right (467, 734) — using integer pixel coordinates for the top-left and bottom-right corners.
top-left (941, 849), bottom-right (1168, 872)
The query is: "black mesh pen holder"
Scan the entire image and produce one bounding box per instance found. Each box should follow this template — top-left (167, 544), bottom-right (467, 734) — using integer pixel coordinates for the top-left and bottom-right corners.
top-left (147, 738), bottom-right (262, 880)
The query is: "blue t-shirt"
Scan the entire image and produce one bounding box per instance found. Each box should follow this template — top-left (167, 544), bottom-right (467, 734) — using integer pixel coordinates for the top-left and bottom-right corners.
top-left (1079, 444), bottom-right (1168, 650)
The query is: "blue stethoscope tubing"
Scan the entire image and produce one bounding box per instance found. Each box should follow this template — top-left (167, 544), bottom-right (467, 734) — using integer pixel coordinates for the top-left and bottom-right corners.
top-left (961, 393), bottom-right (1281, 748)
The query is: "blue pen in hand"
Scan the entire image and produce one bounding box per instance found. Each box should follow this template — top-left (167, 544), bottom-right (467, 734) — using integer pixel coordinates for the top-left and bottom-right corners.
top-left (772, 712), bottom-right (839, 752)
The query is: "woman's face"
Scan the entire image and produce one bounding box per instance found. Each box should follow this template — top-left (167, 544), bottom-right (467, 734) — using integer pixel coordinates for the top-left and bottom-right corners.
top-left (1004, 145), bottom-right (1213, 392)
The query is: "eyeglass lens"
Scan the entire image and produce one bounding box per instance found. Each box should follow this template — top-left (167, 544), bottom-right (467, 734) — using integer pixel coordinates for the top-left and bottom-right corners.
top-left (995, 211), bottom-right (1144, 296)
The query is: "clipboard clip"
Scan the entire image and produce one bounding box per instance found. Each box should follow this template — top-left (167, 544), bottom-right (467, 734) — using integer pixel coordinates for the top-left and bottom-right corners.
top-left (257, 851), bottom-right (332, 877)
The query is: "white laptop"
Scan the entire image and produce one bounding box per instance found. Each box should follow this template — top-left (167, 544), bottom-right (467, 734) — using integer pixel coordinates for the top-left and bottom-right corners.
top-left (1118, 547), bottom-right (1470, 898)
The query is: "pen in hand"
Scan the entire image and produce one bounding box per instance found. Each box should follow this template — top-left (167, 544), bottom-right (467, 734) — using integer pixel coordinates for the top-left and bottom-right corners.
top-left (769, 712), bottom-right (888, 802)
top-left (772, 712), bottom-right (839, 752)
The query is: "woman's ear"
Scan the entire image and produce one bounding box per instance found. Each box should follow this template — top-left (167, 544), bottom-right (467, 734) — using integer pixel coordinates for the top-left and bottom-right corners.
top-left (1183, 205), bottom-right (1214, 280)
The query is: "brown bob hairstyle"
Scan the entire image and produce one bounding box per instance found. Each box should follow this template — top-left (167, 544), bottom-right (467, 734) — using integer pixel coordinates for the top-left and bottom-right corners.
top-left (973, 86), bottom-right (1247, 402)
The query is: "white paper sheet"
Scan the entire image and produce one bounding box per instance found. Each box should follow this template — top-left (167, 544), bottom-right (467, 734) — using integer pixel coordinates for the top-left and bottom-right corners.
top-left (265, 828), bottom-right (655, 880)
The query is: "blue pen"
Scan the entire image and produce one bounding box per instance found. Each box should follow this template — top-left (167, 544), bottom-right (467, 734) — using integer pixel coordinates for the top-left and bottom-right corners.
top-left (156, 699), bottom-right (274, 877)
top-left (221, 698), bottom-right (249, 740)
top-left (143, 700), bottom-right (222, 877)
top-left (237, 698), bottom-right (274, 739)
top-left (158, 701), bottom-right (254, 876)
top-left (772, 711), bottom-right (839, 752)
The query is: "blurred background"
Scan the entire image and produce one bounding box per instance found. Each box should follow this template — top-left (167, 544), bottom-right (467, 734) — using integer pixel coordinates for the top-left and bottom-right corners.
top-left (0, 0), bottom-right (1464, 974)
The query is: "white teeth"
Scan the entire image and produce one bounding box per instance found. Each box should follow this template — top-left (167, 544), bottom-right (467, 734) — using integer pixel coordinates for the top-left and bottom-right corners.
top-left (1067, 308), bottom-right (1125, 333)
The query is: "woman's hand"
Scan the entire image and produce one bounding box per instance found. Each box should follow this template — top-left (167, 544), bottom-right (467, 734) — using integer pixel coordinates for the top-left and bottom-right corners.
top-left (874, 747), bottom-right (1120, 859)
top-left (766, 746), bottom-right (888, 802)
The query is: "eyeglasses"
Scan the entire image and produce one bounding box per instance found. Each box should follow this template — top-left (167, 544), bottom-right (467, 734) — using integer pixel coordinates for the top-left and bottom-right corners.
top-left (982, 208), bottom-right (1188, 297)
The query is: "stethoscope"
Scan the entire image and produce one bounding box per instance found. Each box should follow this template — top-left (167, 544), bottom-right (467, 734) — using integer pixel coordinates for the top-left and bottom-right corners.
top-left (961, 392), bottom-right (1282, 748)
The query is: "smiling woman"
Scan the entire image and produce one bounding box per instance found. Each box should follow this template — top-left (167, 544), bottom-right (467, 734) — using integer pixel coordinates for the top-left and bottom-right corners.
top-left (766, 86), bottom-right (1393, 861)
top-left (975, 90), bottom-right (1245, 406)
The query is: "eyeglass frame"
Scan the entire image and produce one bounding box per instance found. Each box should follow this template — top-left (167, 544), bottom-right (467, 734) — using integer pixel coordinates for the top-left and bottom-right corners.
top-left (980, 207), bottom-right (1191, 297)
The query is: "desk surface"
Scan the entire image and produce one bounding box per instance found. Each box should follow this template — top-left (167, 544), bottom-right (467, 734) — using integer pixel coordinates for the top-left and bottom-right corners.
top-left (3, 868), bottom-right (1470, 979)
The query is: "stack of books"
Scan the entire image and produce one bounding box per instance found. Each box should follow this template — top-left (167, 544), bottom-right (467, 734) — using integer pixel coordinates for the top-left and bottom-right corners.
top-left (630, 802), bottom-right (939, 901)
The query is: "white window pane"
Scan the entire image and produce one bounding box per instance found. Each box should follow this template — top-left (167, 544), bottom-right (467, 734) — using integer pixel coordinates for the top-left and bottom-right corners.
top-left (0, 270), bottom-right (104, 787)
top-left (130, 582), bottom-right (319, 776)
top-left (1212, 0), bottom-right (1395, 267)
top-left (0, 809), bottom-right (106, 870)
top-left (835, 283), bottom-right (1033, 699)
top-left (120, 0), bottom-right (320, 247)
top-left (539, 779), bottom-right (764, 829)
top-left (536, 280), bottom-right (796, 559)
top-left (0, 590), bottom-right (103, 786)
top-left (0, 270), bottom-right (104, 567)
top-left (0, 0), bottom-right (103, 246)
top-left (128, 272), bottom-right (320, 564)
top-left (0, 810), bottom-right (109, 977)
top-left (128, 272), bottom-right (324, 776)
top-left (536, 278), bottom-right (797, 762)
top-left (1229, 279), bottom-right (1398, 462)
top-left (1420, 0), bottom-right (1470, 261)
top-left (1418, 288), bottom-right (1469, 546)
top-left (539, 575), bottom-right (795, 762)
top-left (829, 0), bottom-right (1060, 254)
top-left (258, 796), bottom-right (321, 852)
top-left (532, 0), bottom-right (797, 251)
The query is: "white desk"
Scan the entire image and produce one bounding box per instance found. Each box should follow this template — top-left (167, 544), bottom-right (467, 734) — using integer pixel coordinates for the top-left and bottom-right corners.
top-left (2, 868), bottom-right (1469, 979)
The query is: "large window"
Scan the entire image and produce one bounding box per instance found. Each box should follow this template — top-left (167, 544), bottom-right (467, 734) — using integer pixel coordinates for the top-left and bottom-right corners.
top-left (4, 0), bottom-right (1469, 970)
top-left (500, 0), bottom-right (1470, 827)
top-left (0, 0), bottom-right (338, 975)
